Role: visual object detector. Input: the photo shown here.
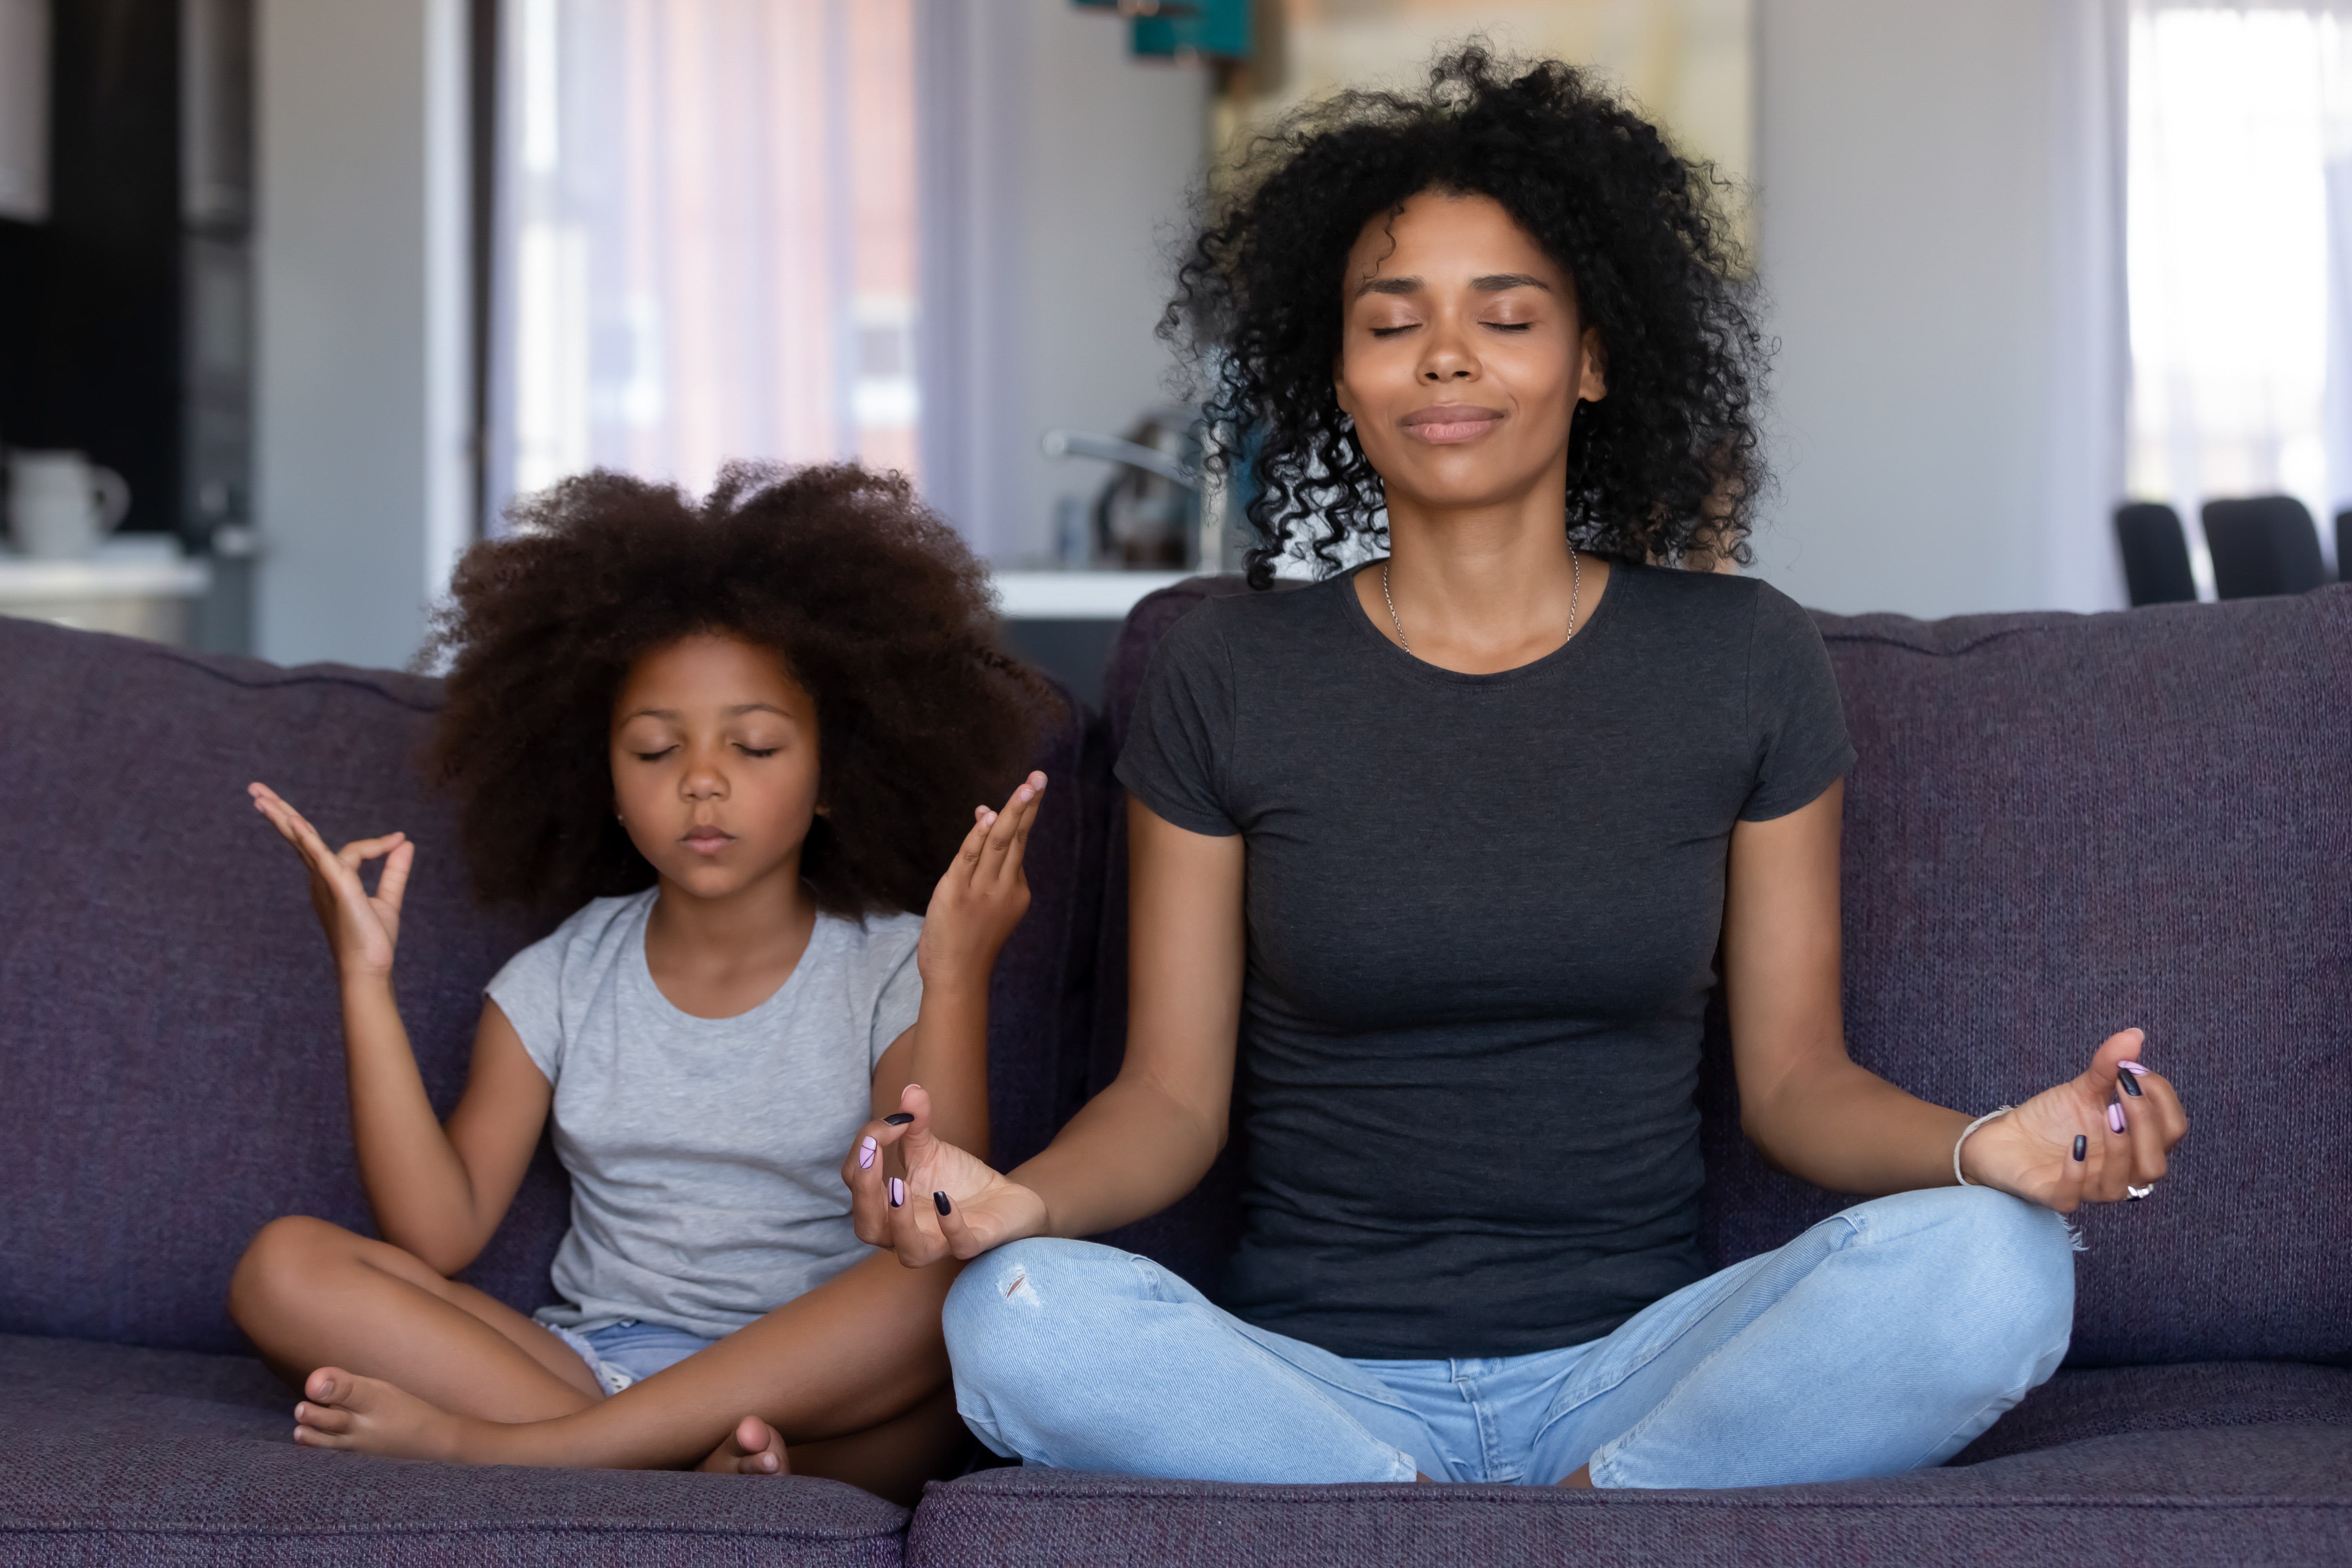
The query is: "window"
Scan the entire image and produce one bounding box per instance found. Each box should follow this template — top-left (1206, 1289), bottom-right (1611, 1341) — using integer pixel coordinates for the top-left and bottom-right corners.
top-left (2126, 1), bottom-right (2352, 570)
top-left (489, 0), bottom-right (919, 521)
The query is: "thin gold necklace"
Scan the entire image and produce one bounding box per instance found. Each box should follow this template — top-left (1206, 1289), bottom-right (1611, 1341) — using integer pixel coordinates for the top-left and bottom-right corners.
top-left (1380, 551), bottom-right (1582, 658)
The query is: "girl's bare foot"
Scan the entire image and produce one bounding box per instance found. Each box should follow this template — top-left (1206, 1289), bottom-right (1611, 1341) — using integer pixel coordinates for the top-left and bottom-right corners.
top-left (292, 1367), bottom-right (468, 1462)
top-left (699, 1415), bottom-right (791, 1476)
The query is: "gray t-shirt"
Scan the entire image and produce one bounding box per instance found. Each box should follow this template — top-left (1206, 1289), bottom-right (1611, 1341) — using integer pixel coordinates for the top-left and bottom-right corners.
top-left (1115, 565), bottom-right (1854, 1359)
top-left (486, 890), bottom-right (923, 1339)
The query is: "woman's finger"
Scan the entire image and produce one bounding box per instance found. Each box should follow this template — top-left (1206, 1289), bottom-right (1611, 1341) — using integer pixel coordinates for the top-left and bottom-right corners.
top-left (843, 1123), bottom-right (895, 1246)
top-left (933, 1188), bottom-right (985, 1258)
top-left (887, 1173), bottom-right (948, 1266)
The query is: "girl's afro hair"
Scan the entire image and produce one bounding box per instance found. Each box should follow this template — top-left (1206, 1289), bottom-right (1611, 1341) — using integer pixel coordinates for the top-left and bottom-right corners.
top-left (425, 462), bottom-right (1047, 919)
top-left (1167, 44), bottom-right (1768, 587)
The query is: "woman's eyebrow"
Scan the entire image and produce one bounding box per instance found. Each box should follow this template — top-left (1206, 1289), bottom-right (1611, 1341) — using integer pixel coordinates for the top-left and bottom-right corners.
top-left (1472, 272), bottom-right (1551, 292)
top-left (1353, 274), bottom-right (1422, 298)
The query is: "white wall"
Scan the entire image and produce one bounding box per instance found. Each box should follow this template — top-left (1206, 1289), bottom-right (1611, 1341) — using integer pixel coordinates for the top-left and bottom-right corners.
top-left (255, 0), bottom-right (468, 668)
top-left (1751, 0), bottom-right (2124, 618)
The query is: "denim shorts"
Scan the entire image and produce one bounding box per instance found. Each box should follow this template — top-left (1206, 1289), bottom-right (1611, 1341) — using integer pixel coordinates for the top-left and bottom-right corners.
top-left (542, 1317), bottom-right (719, 1397)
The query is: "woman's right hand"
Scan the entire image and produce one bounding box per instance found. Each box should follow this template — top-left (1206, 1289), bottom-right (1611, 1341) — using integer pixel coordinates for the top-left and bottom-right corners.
top-left (249, 782), bottom-right (412, 982)
top-left (843, 1083), bottom-right (1048, 1266)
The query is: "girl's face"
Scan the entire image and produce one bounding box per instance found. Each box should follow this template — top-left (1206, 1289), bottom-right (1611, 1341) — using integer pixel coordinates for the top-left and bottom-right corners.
top-left (609, 634), bottom-right (822, 903)
top-left (1332, 189), bottom-right (1606, 518)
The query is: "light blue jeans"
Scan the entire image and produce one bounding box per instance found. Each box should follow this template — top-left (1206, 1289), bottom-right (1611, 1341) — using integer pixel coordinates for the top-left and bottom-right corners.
top-left (944, 1186), bottom-right (2075, 1488)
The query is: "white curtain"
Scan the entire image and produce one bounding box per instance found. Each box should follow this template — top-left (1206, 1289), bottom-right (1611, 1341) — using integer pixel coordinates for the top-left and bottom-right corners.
top-left (486, 0), bottom-right (920, 526)
top-left (2125, 0), bottom-right (2352, 575)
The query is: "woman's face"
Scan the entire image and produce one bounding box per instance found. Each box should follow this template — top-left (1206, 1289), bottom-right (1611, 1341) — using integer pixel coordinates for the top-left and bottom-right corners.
top-left (1332, 190), bottom-right (1605, 518)
top-left (609, 633), bottom-right (823, 902)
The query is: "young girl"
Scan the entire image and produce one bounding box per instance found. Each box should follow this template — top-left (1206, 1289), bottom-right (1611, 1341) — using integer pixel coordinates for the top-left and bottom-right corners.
top-left (230, 462), bottom-right (1049, 1503)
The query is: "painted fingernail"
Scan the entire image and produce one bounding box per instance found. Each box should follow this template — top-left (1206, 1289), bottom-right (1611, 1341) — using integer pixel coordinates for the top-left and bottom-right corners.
top-left (2118, 1071), bottom-right (2143, 1098)
top-left (2118, 1061), bottom-right (2149, 1076)
top-left (889, 1178), bottom-right (905, 1207)
top-left (883, 1112), bottom-right (915, 1126)
top-left (2108, 1102), bottom-right (2127, 1134)
top-left (2072, 1135), bottom-right (2088, 1161)
top-left (858, 1136), bottom-right (878, 1170)
top-left (934, 1191), bottom-right (952, 1217)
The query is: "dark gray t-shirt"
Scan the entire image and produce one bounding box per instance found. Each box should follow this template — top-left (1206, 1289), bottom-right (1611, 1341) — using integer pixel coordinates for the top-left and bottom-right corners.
top-left (1115, 564), bottom-right (1854, 1359)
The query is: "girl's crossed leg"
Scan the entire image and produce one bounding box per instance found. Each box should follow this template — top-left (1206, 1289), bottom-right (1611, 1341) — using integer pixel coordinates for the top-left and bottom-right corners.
top-left (230, 1216), bottom-right (970, 1505)
top-left (941, 1186), bottom-right (2076, 1488)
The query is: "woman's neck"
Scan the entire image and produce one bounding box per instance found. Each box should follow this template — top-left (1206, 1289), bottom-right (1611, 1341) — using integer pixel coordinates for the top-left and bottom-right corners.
top-left (1359, 486), bottom-right (1611, 675)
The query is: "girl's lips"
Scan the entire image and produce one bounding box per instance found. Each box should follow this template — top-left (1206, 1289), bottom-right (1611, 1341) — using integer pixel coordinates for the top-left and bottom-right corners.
top-left (682, 830), bottom-right (735, 853)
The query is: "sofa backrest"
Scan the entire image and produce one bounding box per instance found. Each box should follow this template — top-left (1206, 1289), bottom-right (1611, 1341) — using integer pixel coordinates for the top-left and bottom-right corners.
top-left (0, 617), bottom-right (1093, 1355)
top-left (1089, 577), bottom-right (2352, 1368)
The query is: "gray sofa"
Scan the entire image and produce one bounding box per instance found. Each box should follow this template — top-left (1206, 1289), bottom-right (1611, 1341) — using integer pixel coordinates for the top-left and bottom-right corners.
top-left (2, 580), bottom-right (2347, 1565)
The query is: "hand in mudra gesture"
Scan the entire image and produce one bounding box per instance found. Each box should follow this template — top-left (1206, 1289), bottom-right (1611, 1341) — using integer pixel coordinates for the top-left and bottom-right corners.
top-left (1959, 1027), bottom-right (2188, 1211)
top-left (842, 1083), bottom-right (1047, 1266)
top-left (248, 782), bottom-right (413, 981)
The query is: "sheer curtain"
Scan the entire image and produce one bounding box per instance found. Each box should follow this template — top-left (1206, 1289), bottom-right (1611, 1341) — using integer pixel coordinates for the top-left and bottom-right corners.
top-left (485, 0), bottom-right (919, 527)
top-left (2125, 0), bottom-right (2352, 576)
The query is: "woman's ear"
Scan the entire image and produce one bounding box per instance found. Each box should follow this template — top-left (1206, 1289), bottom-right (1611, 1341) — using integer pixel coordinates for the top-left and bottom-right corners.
top-left (1579, 327), bottom-right (1609, 403)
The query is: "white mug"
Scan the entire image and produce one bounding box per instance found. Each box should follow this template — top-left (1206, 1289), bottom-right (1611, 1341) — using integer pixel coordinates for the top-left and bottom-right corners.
top-left (8, 449), bottom-right (132, 559)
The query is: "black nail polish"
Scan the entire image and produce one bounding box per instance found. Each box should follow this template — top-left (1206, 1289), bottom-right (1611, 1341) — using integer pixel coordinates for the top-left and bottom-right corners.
top-left (2118, 1071), bottom-right (2143, 1098)
top-left (2072, 1135), bottom-right (2088, 1162)
top-left (883, 1113), bottom-right (915, 1126)
top-left (933, 1191), bottom-right (952, 1217)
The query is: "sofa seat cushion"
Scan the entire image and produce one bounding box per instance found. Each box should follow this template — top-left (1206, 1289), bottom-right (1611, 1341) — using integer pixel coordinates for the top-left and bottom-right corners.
top-left (907, 1422), bottom-right (2352, 1567)
top-left (1954, 1360), bottom-right (2352, 1464)
top-left (0, 1334), bottom-right (906, 1566)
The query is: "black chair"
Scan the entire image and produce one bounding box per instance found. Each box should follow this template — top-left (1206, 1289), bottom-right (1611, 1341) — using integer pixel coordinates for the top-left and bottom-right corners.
top-left (2204, 495), bottom-right (2326, 599)
top-left (2115, 502), bottom-right (2197, 606)
top-left (2337, 509), bottom-right (2350, 584)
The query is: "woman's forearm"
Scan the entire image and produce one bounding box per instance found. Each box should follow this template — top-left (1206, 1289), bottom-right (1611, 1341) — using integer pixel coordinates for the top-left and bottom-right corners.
top-left (1009, 1074), bottom-right (1224, 1240)
top-left (339, 976), bottom-right (492, 1270)
top-left (1742, 1055), bottom-right (1970, 1196)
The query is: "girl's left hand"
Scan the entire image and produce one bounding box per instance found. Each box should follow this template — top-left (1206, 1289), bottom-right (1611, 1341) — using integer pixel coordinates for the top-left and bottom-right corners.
top-left (1959, 1028), bottom-right (2189, 1212)
top-left (915, 771), bottom-right (1048, 994)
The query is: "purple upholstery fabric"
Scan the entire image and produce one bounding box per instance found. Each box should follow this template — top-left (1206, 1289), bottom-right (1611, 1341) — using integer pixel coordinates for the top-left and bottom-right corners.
top-left (0, 615), bottom-right (1091, 1353)
top-left (0, 1334), bottom-right (906, 1566)
top-left (1951, 1361), bottom-right (2352, 1465)
top-left (1089, 580), bottom-right (2352, 1368)
top-left (1700, 588), bottom-right (2352, 1366)
top-left (908, 1425), bottom-right (2352, 1567)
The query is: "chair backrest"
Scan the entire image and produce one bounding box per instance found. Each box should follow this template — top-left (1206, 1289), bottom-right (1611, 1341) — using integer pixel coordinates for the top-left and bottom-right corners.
top-left (2204, 495), bottom-right (2326, 599)
top-left (2114, 501), bottom-right (2197, 606)
top-left (0, 617), bottom-right (1095, 1353)
top-left (2337, 509), bottom-right (2351, 585)
top-left (1094, 578), bottom-right (2352, 1367)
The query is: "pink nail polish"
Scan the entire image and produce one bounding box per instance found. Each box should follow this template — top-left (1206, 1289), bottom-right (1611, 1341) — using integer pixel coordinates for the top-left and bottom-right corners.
top-left (858, 1136), bottom-right (877, 1171)
top-left (2118, 1061), bottom-right (2149, 1076)
top-left (2107, 1102), bottom-right (2127, 1133)
top-left (889, 1178), bottom-right (905, 1208)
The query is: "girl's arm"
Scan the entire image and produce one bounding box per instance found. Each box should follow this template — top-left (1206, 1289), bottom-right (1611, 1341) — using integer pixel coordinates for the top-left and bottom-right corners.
top-left (250, 784), bottom-right (550, 1274)
top-left (864, 771), bottom-right (1051, 1160)
top-left (1722, 780), bottom-right (2188, 1209)
top-left (846, 794), bottom-right (1242, 1261)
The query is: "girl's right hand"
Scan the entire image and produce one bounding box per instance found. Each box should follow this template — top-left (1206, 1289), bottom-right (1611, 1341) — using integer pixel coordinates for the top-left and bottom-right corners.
top-left (249, 783), bottom-right (413, 982)
top-left (843, 1083), bottom-right (1048, 1266)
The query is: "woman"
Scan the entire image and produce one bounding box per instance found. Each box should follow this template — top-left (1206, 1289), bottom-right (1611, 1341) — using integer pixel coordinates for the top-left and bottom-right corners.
top-left (848, 50), bottom-right (2188, 1490)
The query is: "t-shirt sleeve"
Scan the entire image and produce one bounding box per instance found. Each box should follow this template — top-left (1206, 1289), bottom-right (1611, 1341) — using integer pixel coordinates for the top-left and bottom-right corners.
top-left (1113, 604), bottom-right (1241, 836)
top-left (1740, 582), bottom-right (1857, 821)
top-left (869, 918), bottom-right (924, 1070)
top-left (484, 928), bottom-right (568, 1083)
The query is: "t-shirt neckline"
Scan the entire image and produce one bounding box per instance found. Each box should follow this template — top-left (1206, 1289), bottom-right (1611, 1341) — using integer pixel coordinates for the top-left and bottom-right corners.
top-left (1336, 558), bottom-right (1631, 684)
top-left (626, 890), bottom-right (832, 1028)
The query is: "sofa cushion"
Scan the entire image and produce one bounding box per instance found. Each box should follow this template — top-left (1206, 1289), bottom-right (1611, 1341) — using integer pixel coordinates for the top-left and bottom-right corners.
top-left (1089, 580), bottom-right (2352, 1366)
top-left (0, 618), bottom-right (1091, 1354)
top-left (0, 1333), bottom-right (905, 1566)
top-left (1700, 588), bottom-right (2352, 1366)
top-left (907, 1420), bottom-right (2352, 1567)
top-left (1951, 1360), bottom-right (2352, 1465)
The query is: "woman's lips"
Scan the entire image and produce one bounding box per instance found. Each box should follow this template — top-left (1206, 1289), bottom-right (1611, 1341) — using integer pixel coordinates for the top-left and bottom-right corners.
top-left (1402, 405), bottom-right (1506, 443)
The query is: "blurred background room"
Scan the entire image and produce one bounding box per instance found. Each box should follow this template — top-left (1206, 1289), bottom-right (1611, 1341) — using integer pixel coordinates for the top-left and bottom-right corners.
top-left (1, 0), bottom-right (2348, 698)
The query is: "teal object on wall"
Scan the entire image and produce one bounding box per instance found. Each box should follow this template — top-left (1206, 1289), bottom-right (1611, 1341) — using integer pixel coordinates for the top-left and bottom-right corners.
top-left (1071, 1), bottom-right (1249, 64)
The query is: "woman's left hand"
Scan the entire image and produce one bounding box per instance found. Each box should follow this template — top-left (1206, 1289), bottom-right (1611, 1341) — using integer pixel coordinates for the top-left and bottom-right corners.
top-left (1959, 1028), bottom-right (2189, 1212)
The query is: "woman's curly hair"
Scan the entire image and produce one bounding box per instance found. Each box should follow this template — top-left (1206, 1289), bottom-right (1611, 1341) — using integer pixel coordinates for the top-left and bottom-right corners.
top-left (1167, 45), bottom-right (1767, 588)
top-left (425, 463), bottom-right (1046, 920)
